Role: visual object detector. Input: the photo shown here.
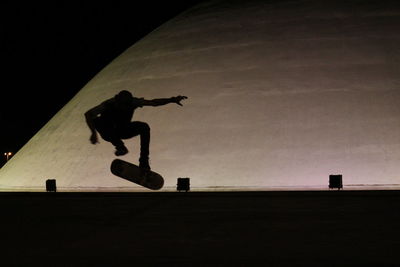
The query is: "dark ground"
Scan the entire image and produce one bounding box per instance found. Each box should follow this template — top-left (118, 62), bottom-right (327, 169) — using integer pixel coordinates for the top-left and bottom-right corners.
top-left (0, 191), bottom-right (399, 266)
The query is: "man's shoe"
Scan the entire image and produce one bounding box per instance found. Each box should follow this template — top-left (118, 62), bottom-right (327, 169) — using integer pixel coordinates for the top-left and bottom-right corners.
top-left (139, 158), bottom-right (151, 171)
top-left (115, 146), bottom-right (128, 156)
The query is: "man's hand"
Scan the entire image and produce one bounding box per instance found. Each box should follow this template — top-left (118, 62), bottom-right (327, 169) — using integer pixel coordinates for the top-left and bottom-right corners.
top-left (172, 95), bottom-right (188, 106)
top-left (90, 133), bottom-right (99, 144)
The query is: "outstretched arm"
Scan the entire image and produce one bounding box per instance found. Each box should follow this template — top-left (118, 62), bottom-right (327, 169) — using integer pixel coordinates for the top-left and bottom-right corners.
top-left (141, 96), bottom-right (188, 107)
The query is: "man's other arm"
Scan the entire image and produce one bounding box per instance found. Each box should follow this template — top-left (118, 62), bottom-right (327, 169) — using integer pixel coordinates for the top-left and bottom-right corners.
top-left (140, 96), bottom-right (188, 107)
top-left (84, 101), bottom-right (108, 144)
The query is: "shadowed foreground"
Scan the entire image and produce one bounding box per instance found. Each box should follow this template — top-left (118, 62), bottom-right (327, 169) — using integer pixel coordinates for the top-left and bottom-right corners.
top-left (0, 191), bottom-right (399, 266)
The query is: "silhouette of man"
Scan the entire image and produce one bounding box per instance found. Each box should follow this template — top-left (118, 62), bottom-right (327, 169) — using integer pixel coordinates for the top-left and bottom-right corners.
top-left (85, 90), bottom-right (187, 170)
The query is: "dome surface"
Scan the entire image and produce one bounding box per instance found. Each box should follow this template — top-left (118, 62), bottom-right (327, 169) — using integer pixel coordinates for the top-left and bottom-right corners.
top-left (1, 0), bottom-right (399, 191)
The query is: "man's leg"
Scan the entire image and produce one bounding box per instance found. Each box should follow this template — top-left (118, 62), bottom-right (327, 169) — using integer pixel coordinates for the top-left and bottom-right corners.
top-left (120, 121), bottom-right (151, 169)
top-left (95, 120), bottom-right (128, 156)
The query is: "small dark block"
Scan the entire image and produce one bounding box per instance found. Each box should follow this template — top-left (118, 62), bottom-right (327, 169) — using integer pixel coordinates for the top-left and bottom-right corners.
top-left (177, 178), bottom-right (190, 192)
top-left (46, 179), bottom-right (57, 192)
top-left (329, 175), bottom-right (343, 190)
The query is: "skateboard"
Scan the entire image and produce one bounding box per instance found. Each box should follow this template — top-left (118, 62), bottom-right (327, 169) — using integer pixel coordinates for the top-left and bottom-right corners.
top-left (110, 159), bottom-right (164, 190)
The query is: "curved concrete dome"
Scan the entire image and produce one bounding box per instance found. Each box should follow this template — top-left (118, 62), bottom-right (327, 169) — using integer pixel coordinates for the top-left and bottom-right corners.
top-left (1, 0), bottom-right (399, 191)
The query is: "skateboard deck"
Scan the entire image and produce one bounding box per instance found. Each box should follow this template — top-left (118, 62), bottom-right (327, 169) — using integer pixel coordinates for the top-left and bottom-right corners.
top-left (110, 159), bottom-right (164, 190)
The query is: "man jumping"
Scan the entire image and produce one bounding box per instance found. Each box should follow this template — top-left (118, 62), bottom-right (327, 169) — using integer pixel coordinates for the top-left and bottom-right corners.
top-left (85, 90), bottom-right (187, 170)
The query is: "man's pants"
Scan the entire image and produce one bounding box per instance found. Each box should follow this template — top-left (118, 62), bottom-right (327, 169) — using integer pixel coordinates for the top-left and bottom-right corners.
top-left (95, 120), bottom-right (150, 161)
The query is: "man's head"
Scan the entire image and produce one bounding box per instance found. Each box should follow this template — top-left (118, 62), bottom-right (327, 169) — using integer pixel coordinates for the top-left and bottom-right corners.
top-left (115, 90), bottom-right (133, 105)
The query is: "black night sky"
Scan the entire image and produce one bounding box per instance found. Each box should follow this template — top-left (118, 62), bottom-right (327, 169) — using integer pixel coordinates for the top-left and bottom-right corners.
top-left (0, 1), bottom-right (202, 165)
